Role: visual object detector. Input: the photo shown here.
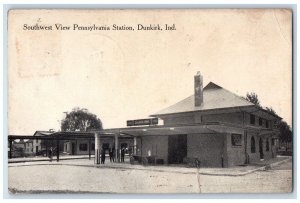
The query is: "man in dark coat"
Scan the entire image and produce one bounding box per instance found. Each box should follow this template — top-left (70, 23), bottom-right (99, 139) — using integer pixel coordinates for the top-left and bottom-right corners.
top-left (48, 147), bottom-right (53, 162)
top-left (121, 148), bottom-right (125, 163)
top-left (109, 148), bottom-right (114, 162)
top-left (101, 149), bottom-right (106, 164)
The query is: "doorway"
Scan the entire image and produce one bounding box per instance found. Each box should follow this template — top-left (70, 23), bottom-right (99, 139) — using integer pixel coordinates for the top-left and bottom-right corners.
top-left (168, 135), bottom-right (187, 164)
top-left (259, 138), bottom-right (264, 159)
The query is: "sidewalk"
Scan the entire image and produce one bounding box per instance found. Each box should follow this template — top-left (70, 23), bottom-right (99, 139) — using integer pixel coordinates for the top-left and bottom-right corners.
top-left (8, 156), bottom-right (291, 176)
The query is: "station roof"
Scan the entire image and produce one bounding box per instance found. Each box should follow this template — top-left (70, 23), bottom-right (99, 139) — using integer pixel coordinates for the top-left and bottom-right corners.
top-left (151, 82), bottom-right (255, 116)
top-left (151, 82), bottom-right (280, 120)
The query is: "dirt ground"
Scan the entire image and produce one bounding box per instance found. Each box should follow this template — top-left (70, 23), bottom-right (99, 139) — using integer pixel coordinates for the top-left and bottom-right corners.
top-left (8, 159), bottom-right (292, 194)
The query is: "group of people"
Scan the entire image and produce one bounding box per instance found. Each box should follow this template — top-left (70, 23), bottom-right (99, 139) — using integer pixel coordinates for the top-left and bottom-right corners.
top-left (47, 146), bottom-right (127, 164)
top-left (100, 147), bottom-right (126, 164)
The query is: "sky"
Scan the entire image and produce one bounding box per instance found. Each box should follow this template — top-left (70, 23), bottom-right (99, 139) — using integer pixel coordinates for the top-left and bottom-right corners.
top-left (8, 9), bottom-right (292, 135)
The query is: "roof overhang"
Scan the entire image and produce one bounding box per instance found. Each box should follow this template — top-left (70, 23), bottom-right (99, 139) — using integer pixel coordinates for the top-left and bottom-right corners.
top-left (103, 122), bottom-right (247, 137)
top-left (8, 131), bottom-right (132, 140)
top-left (8, 122), bottom-right (280, 140)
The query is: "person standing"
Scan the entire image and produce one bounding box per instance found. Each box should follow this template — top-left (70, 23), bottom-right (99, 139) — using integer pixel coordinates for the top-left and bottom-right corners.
top-left (121, 148), bottom-right (125, 163)
top-left (112, 147), bottom-right (115, 162)
top-left (109, 148), bottom-right (114, 163)
top-left (101, 148), bottom-right (106, 164)
top-left (49, 147), bottom-right (53, 162)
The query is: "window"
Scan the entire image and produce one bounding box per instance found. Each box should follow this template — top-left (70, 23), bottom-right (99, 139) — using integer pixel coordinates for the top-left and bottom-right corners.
top-left (91, 143), bottom-right (95, 151)
top-left (250, 114), bottom-right (255, 125)
top-left (266, 139), bottom-right (270, 151)
top-left (36, 139), bottom-right (38, 143)
top-left (259, 118), bottom-right (262, 126)
top-left (231, 134), bottom-right (242, 146)
top-left (79, 143), bottom-right (88, 151)
top-left (251, 136), bottom-right (256, 153)
top-left (266, 120), bottom-right (269, 128)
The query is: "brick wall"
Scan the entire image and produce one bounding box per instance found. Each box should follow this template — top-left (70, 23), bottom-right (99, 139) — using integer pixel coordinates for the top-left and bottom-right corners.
top-left (226, 132), bottom-right (246, 167)
top-left (163, 115), bottom-right (195, 125)
top-left (201, 112), bottom-right (244, 125)
top-left (244, 112), bottom-right (275, 129)
top-left (187, 133), bottom-right (225, 167)
top-left (246, 132), bottom-right (273, 163)
top-left (163, 112), bottom-right (245, 125)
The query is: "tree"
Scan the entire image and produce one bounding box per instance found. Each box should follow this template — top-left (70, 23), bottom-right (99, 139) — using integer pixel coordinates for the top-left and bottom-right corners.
top-left (61, 108), bottom-right (103, 132)
top-left (245, 92), bottom-right (261, 107)
top-left (266, 107), bottom-right (277, 115)
top-left (278, 121), bottom-right (292, 152)
top-left (266, 107), bottom-right (292, 151)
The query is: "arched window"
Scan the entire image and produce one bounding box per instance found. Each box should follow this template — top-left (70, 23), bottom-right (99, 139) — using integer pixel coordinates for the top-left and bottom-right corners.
top-left (266, 139), bottom-right (270, 151)
top-left (251, 136), bottom-right (256, 153)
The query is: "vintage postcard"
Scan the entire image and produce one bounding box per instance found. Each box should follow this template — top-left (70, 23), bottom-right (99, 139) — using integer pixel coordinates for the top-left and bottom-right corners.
top-left (7, 9), bottom-right (292, 194)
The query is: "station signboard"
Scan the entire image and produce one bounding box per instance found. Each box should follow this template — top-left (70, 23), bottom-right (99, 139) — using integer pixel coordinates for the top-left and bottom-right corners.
top-left (127, 118), bottom-right (158, 126)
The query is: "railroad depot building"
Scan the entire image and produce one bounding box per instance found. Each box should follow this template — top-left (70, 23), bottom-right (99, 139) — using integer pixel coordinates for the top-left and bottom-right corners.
top-left (8, 72), bottom-right (281, 168)
top-left (103, 72), bottom-right (281, 167)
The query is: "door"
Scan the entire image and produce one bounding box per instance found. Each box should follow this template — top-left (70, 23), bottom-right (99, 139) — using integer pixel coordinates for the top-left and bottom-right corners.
top-left (168, 135), bottom-right (187, 164)
top-left (259, 138), bottom-right (264, 159)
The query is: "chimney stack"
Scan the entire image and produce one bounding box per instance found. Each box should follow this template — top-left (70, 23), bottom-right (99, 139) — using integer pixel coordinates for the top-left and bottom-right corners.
top-left (194, 71), bottom-right (203, 107)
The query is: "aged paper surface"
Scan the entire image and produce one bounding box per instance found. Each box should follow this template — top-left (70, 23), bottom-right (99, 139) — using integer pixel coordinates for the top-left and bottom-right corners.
top-left (8, 9), bottom-right (292, 194)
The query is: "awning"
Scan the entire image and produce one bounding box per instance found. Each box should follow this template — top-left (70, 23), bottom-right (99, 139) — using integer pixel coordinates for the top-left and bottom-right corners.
top-left (102, 122), bottom-right (244, 137)
top-left (8, 122), bottom-right (278, 140)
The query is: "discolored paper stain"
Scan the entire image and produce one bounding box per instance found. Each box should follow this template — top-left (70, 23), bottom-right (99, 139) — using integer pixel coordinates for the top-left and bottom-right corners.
top-left (15, 31), bottom-right (62, 78)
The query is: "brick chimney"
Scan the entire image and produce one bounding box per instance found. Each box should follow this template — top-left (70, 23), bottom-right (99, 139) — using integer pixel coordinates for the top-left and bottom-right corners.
top-left (194, 71), bottom-right (203, 107)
